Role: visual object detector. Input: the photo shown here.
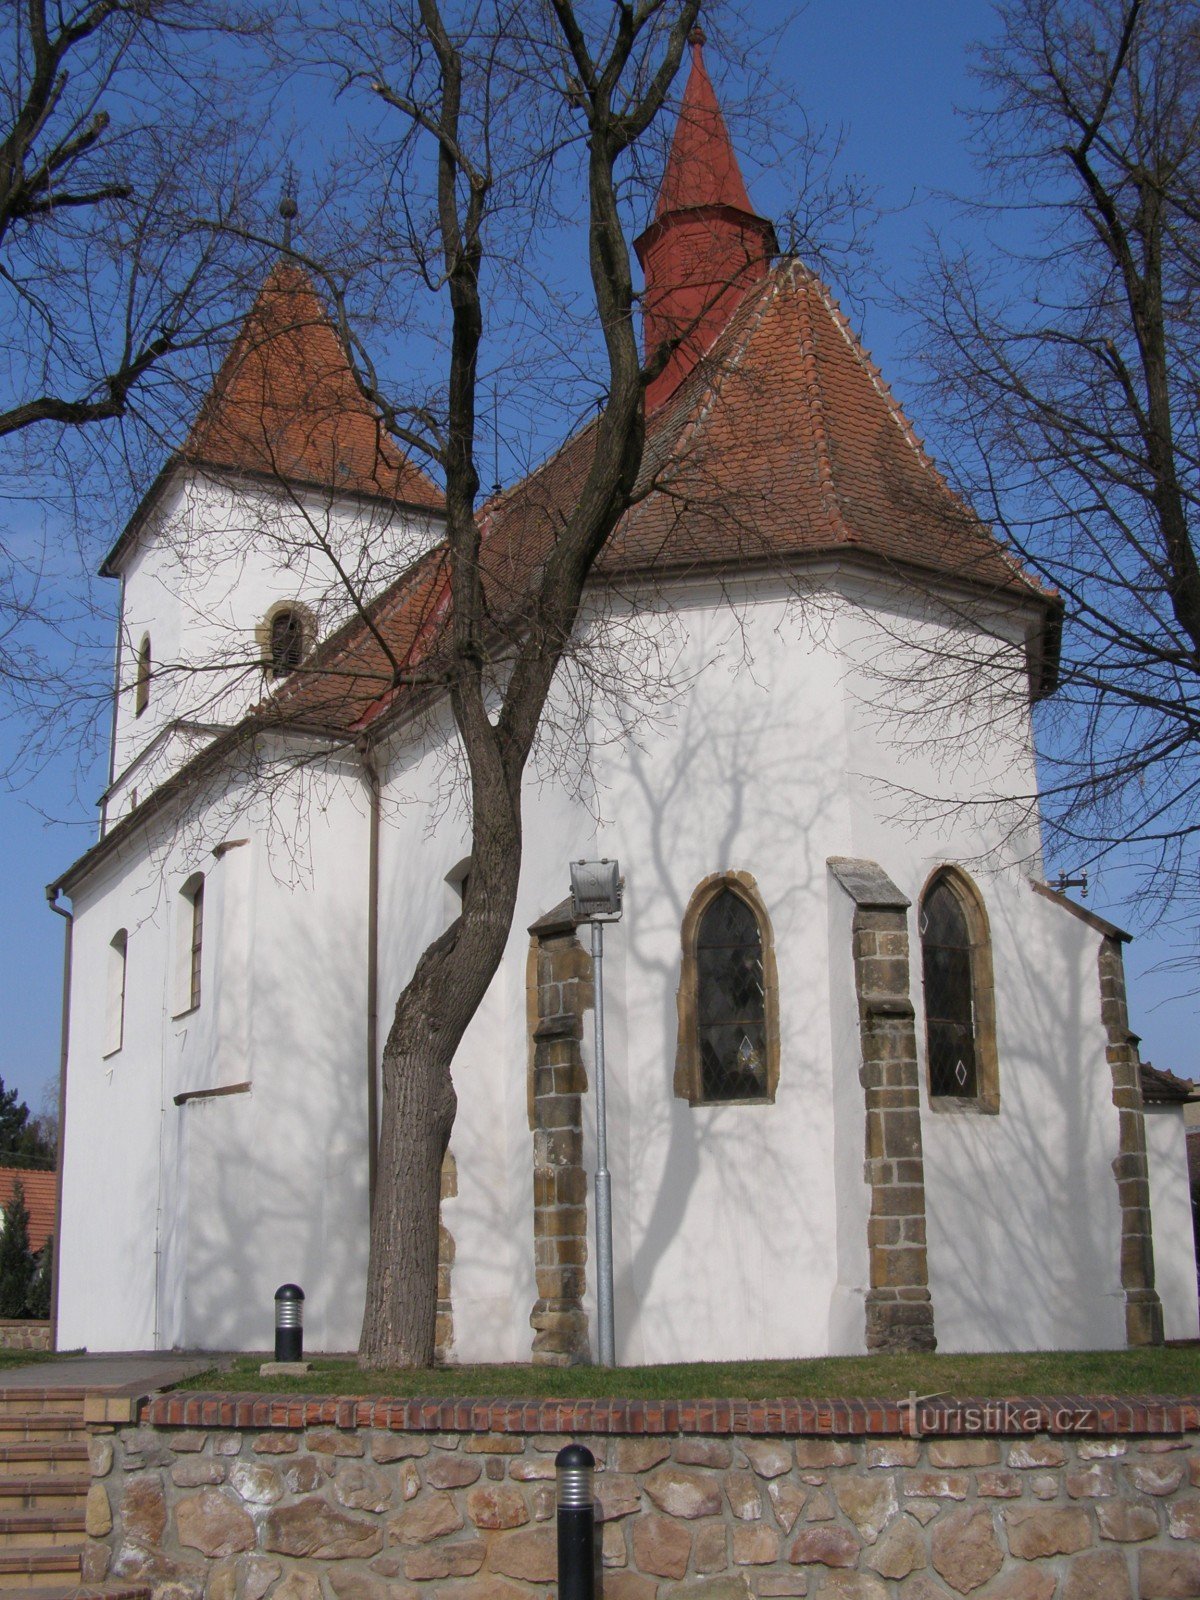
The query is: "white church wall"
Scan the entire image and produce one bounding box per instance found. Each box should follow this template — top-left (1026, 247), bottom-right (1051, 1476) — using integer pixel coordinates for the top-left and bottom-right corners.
top-left (107, 470), bottom-right (441, 822)
top-left (58, 750), bottom-right (372, 1353)
top-left (1144, 1106), bottom-right (1199, 1342)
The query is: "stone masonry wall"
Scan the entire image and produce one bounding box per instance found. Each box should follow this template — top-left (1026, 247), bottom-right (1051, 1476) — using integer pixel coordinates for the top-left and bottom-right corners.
top-left (0, 1315), bottom-right (50, 1349)
top-left (85, 1411), bottom-right (1200, 1600)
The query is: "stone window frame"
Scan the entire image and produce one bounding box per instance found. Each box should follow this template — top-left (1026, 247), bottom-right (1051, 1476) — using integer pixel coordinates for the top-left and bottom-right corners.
top-left (674, 869), bottom-right (781, 1107)
top-left (918, 865), bottom-right (1000, 1115)
top-left (256, 599), bottom-right (317, 681)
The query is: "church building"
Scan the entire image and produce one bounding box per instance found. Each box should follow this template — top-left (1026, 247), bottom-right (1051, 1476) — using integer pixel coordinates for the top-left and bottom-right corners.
top-left (49, 38), bottom-right (1197, 1362)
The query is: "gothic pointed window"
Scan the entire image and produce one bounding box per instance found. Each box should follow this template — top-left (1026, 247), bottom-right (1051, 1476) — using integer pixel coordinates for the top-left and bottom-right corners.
top-left (676, 873), bottom-right (780, 1105)
top-left (919, 869), bottom-right (1000, 1112)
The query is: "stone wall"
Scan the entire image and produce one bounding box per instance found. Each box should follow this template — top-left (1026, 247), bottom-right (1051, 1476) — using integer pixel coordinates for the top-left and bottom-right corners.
top-left (84, 1399), bottom-right (1200, 1599)
top-left (0, 1315), bottom-right (51, 1349)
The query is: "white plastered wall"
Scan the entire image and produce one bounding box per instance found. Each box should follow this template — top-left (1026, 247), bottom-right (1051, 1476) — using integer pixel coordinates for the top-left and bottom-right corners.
top-left (1144, 1106), bottom-right (1199, 1342)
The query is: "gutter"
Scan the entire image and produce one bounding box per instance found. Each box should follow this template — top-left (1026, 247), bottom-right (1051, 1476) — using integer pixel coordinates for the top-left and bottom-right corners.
top-left (44, 886), bottom-right (73, 1352)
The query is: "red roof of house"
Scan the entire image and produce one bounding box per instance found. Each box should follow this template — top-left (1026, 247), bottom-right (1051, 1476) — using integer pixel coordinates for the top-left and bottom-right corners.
top-left (1140, 1062), bottom-right (1199, 1105)
top-left (185, 263), bottom-right (444, 511)
top-left (0, 1169), bottom-right (56, 1254)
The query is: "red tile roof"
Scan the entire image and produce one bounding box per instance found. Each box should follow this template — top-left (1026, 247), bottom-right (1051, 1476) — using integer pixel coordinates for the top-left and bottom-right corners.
top-left (267, 257), bottom-right (1055, 737)
top-left (185, 264), bottom-right (443, 511)
top-left (1140, 1062), bottom-right (1199, 1104)
top-left (0, 1169), bottom-right (56, 1254)
top-left (654, 30), bottom-right (755, 219)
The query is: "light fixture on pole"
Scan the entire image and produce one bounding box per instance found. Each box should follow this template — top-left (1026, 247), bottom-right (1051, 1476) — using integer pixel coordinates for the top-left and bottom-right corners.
top-left (569, 858), bottom-right (622, 1368)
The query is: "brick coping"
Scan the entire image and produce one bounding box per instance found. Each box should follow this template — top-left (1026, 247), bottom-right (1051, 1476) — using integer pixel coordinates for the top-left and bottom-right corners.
top-left (137, 1392), bottom-right (1200, 1437)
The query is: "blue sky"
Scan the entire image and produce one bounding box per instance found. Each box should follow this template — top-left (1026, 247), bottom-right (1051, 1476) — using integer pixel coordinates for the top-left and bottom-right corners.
top-left (0, 0), bottom-right (1193, 1119)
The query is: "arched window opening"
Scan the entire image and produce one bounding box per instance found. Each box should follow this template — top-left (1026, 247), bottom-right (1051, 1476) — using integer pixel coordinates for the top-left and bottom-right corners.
top-left (270, 609), bottom-right (304, 677)
top-left (135, 635), bottom-right (151, 717)
top-left (676, 873), bottom-right (780, 1106)
top-left (176, 874), bottom-right (205, 1015)
top-left (104, 929), bottom-right (127, 1057)
top-left (919, 868), bottom-right (1000, 1112)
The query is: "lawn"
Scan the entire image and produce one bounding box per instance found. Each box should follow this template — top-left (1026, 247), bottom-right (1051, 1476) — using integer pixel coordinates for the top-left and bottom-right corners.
top-left (177, 1346), bottom-right (1200, 1400)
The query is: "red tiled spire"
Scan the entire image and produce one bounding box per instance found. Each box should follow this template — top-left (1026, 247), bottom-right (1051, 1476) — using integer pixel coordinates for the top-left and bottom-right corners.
top-left (186, 263), bottom-right (443, 510)
top-left (636, 29), bottom-right (776, 412)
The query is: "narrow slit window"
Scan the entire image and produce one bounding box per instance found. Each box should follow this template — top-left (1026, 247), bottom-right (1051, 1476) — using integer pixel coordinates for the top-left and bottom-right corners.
top-left (135, 636), bottom-right (151, 717)
top-left (104, 930), bottom-right (127, 1057)
top-left (188, 879), bottom-right (204, 1011)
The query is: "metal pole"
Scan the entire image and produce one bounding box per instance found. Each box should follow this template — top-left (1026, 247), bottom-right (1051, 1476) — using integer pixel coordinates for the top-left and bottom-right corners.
top-left (591, 919), bottom-right (616, 1367)
top-left (556, 1443), bottom-right (595, 1600)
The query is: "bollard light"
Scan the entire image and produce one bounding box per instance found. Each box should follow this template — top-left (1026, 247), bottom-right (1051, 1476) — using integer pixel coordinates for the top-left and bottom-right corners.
top-left (274, 1283), bottom-right (304, 1363)
top-left (556, 1443), bottom-right (595, 1600)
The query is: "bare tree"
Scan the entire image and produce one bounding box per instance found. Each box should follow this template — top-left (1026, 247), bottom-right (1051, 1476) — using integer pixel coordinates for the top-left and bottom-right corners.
top-left (0, 0), bottom-right (274, 732)
top-left (912, 0), bottom-right (1200, 922)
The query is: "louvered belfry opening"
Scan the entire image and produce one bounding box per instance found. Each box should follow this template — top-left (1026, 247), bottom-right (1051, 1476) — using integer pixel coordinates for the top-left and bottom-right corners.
top-left (271, 609), bottom-right (304, 676)
top-left (920, 878), bottom-right (978, 1097)
top-left (696, 888), bottom-right (768, 1101)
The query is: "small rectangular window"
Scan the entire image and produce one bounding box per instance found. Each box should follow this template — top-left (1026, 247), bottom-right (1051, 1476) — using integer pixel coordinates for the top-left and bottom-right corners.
top-left (104, 930), bottom-right (127, 1056)
top-left (189, 880), bottom-right (204, 1011)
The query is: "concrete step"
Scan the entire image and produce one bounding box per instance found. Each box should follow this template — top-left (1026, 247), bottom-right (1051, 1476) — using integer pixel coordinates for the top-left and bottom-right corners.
top-left (0, 1475), bottom-right (90, 1509)
top-left (0, 1543), bottom-right (84, 1588)
top-left (0, 1441), bottom-right (88, 1477)
top-left (0, 1509), bottom-right (87, 1546)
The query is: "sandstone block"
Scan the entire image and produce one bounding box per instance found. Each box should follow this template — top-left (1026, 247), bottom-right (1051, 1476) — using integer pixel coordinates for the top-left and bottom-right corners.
top-left (1128, 1461), bottom-right (1184, 1496)
top-left (1080, 1441), bottom-right (1128, 1459)
top-left (372, 1436), bottom-right (429, 1463)
top-left (121, 1476), bottom-right (167, 1547)
top-left (1007, 1441), bottom-right (1066, 1470)
top-left (633, 1510), bottom-right (693, 1579)
top-left (596, 1473), bottom-right (643, 1522)
top-left (171, 1457), bottom-right (227, 1487)
top-left (754, 1577), bottom-right (807, 1596)
top-left (176, 1488), bottom-right (256, 1558)
top-left (930, 1507), bottom-right (1003, 1594)
top-left (646, 1465), bottom-right (724, 1519)
top-left (273, 1575), bottom-right (322, 1600)
top-left (85, 1482), bottom-right (112, 1537)
top-left (1004, 1505), bottom-right (1092, 1559)
top-left (229, 1461), bottom-right (283, 1505)
top-left (465, 1433), bottom-right (525, 1453)
top-left (331, 1460), bottom-right (392, 1512)
top-left (979, 1573), bottom-right (1056, 1600)
top-left (733, 1524), bottom-right (780, 1565)
top-left (207, 1557), bottom-right (237, 1600)
top-left (865, 1441), bottom-right (919, 1468)
top-left (509, 1457), bottom-right (556, 1480)
top-left (168, 1431), bottom-right (208, 1453)
top-left (864, 1517), bottom-right (926, 1580)
top-left (604, 1520), bottom-right (630, 1568)
top-left (285, 1456), bottom-right (323, 1495)
top-left (1137, 1548), bottom-right (1200, 1598)
top-left (977, 1472), bottom-right (1021, 1498)
top-left (1067, 1462), bottom-right (1119, 1498)
top-left (905, 1500), bottom-right (940, 1526)
top-left (308, 1429), bottom-right (364, 1457)
top-left (807, 1576), bottom-right (887, 1600)
top-left (677, 1439), bottom-right (734, 1469)
top-left (1167, 1496), bottom-right (1200, 1539)
top-left (695, 1521), bottom-right (729, 1573)
top-left (834, 1475), bottom-right (898, 1543)
top-left (768, 1480), bottom-right (808, 1533)
top-left (793, 1441), bottom-right (855, 1469)
top-left (805, 1490), bottom-right (836, 1521)
top-left (1061, 1550), bottom-right (1133, 1600)
top-left (742, 1440), bottom-right (793, 1478)
top-left (487, 1523), bottom-right (558, 1582)
top-left (661, 1577), bottom-right (752, 1600)
top-left (389, 1490), bottom-right (465, 1544)
top-left (1098, 1501), bottom-right (1160, 1542)
top-left (265, 1497), bottom-right (385, 1559)
top-left (614, 1439), bottom-right (673, 1473)
top-left (903, 1473), bottom-right (968, 1500)
top-left (405, 1537), bottom-right (488, 1579)
top-left (255, 1433), bottom-right (299, 1454)
top-left (440, 1579), bottom-right (529, 1600)
top-left (603, 1572), bottom-right (660, 1600)
top-left (927, 1441), bottom-right (1000, 1469)
top-left (726, 1470), bottom-right (764, 1521)
top-left (329, 1573), bottom-right (415, 1600)
top-left (467, 1482), bottom-right (530, 1530)
top-left (90, 1436), bottom-right (114, 1477)
top-left (242, 1556), bottom-right (283, 1600)
top-left (788, 1527), bottom-right (859, 1568)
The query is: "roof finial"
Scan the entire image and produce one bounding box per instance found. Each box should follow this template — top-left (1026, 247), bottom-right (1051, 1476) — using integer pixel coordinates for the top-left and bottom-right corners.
top-left (689, 25), bottom-right (706, 48)
top-left (279, 165), bottom-right (299, 253)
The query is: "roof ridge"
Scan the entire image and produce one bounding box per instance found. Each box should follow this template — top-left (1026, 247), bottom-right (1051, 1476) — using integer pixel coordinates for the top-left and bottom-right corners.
top-left (792, 268), bottom-right (851, 543)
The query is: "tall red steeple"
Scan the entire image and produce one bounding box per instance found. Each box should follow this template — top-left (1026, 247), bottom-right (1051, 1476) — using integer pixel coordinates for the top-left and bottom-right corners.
top-left (636, 29), bottom-right (777, 411)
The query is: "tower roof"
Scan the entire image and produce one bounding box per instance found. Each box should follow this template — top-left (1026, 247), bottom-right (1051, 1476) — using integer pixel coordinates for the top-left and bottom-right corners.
top-left (654, 29), bottom-right (755, 219)
top-left (185, 263), bottom-right (443, 510)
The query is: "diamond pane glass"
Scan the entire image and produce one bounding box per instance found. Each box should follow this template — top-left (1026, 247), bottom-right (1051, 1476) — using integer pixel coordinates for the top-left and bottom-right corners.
top-left (696, 890), bottom-right (767, 1101)
top-left (921, 879), bottom-right (977, 1097)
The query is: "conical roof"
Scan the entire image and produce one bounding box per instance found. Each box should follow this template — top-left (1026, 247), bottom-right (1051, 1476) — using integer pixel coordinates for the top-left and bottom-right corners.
top-left (654, 29), bottom-right (756, 218)
top-left (185, 263), bottom-right (443, 510)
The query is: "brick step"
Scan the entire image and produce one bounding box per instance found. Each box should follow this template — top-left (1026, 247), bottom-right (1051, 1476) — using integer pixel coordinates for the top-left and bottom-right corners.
top-left (0, 1543), bottom-right (84, 1588)
top-left (0, 1391), bottom-right (89, 1418)
top-left (0, 1509), bottom-right (87, 1546)
top-left (0, 1416), bottom-right (84, 1444)
top-left (0, 1442), bottom-right (88, 1477)
top-left (0, 1475), bottom-right (90, 1509)
top-left (15, 1587), bottom-right (150, 1600)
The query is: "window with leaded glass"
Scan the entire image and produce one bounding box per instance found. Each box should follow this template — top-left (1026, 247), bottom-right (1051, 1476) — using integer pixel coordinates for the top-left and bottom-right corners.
top-left (696, 888), bottom-right (769, 1102)
top-left (917, 866), bottom-right (1004, 1108)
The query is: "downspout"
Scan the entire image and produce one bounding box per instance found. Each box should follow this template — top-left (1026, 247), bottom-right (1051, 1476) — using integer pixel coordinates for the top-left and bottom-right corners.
top-left (359, 740), bottom-right (380, 1216)
top-left (45, 885), bottom-right (73, 1352)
